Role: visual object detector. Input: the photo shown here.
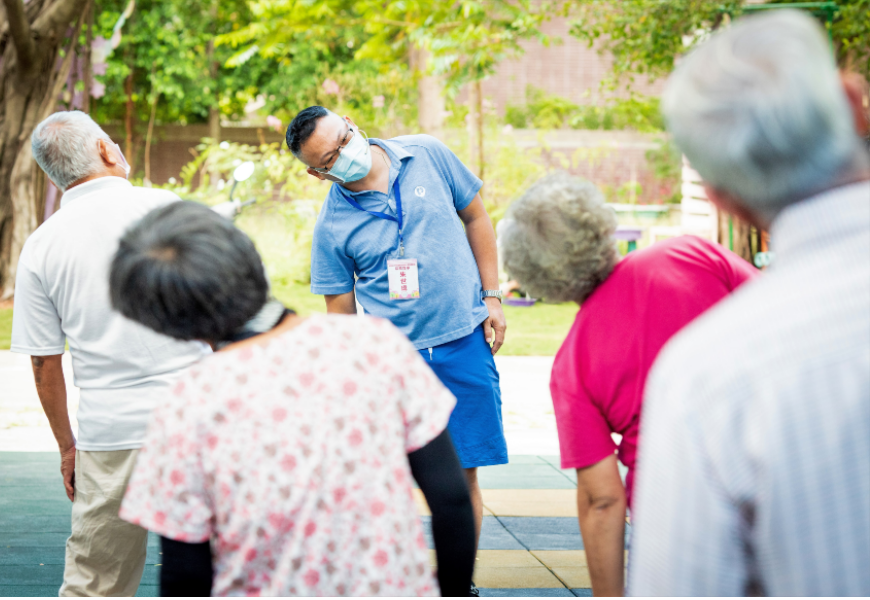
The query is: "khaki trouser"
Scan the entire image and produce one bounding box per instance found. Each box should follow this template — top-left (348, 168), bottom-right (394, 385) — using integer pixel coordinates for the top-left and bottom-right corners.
top-left (59, 449), bottom-right (148, 597)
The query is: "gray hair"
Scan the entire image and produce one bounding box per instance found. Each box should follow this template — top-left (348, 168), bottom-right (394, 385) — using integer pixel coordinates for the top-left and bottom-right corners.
top-left (663, 10), bottom-right (870, 219)
top-left (31, 111), bottom-right (112, 191)
top-left (500, 172), bottom-right (619, 304)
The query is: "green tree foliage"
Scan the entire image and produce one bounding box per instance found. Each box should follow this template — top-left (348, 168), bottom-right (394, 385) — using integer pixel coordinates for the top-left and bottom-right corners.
top-left (214, 1), bottom-right (421, 135)
top-left (567, 0), bottom-right (869, 88)
top-left (219, 0), bottom-right (554, 92)
top-left (824, 0), bottom-right (870, 75)
top-left (92, 0), bottom-right (257, 126)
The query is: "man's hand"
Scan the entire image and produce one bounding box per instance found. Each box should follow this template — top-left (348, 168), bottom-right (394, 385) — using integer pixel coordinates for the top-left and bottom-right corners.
top-left (483, 297), bottom-right (506, 355)
top-left (30, 355), bottom-right (76, 502)
top-left (458, 195), bottom-right (506, 355)
top-left (60, 443), bottom-right (76, 501)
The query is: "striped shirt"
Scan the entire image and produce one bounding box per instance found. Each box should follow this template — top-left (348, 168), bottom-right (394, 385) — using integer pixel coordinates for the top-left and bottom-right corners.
top-left (628, 181), bottom-right (870, 596)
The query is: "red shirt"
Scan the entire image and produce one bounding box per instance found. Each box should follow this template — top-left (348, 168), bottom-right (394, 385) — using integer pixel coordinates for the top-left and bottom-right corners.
top-left (550, 235), bottom-right (757, 506)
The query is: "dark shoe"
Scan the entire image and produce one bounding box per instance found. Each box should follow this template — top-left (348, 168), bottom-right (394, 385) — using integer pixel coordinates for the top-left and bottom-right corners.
top-left (469, 581), bottom-right (480, 597)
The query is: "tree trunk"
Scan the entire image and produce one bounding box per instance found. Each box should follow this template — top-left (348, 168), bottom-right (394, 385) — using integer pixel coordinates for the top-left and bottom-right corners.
top-left (82, 0), bottom-right (93, 114)
top-left (207, 0), bottom-right (221, 189)
top-left (467, 79), bottom-right (485, 179)
top-left (208, 107), bottom-right (220, 142)
top-left (143, 87), bottom-right (158, 187)
top-left (124, 69), bottom-right (134, 170)
top-left (0, 0), bottom-right (88, 298)
top-left (717, 211), bottom-right (754, 263)
top-left (410, 45), bottom-right (445, 137)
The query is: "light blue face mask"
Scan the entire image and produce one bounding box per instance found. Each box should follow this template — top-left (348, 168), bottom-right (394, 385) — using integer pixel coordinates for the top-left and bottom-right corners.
top-left (324, 126), bottom-right (372, 184)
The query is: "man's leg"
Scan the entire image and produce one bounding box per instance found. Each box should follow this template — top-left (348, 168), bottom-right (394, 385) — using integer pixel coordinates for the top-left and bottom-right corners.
top-left (464, 467), bottom-right (483, 550)
top-left (59, 449), bottom-right (148, 597)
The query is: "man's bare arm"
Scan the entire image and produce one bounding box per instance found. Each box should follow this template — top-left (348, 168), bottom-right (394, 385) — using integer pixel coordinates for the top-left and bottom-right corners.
top-left (325, 291), bottom-right (357, 314)
top-left (576, 454), bottom-right (627, 596)
top-left (457, 194), bottom-right (506, 354)
top-left (31, 355), bottom-right (76, 501)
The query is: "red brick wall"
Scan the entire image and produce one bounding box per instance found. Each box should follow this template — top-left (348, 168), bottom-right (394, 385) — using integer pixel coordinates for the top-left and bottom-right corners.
top-left (467, 17), bottom-right (665, 113)
top-left (510, 129), bottom-right (673, 205)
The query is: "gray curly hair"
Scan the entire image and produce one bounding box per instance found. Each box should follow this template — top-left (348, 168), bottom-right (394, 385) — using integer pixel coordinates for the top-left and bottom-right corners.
top-left (500, 172), bottom-right (619, 304)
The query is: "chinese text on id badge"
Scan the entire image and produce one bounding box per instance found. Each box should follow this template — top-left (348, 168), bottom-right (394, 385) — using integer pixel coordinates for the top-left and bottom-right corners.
top-left (387, 259), bottom-right (420, 300)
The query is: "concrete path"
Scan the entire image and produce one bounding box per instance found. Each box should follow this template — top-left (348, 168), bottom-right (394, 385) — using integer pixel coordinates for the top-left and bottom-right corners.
top-left (0, 352), bottom-right (79, 453)
top-left (0, 351), bottom-right (560, 455)
top-left (1, 351), bottom-right (593, 596)
top-left (1, 451), bottom-right (605, 597)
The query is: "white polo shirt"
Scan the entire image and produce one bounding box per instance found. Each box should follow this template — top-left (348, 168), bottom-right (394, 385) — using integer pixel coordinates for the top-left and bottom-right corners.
top-left (11, 177), bottom-right (208, 451)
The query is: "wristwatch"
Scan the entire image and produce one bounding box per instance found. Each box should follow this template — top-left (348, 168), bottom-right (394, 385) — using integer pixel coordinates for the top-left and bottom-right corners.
top-left (482, 290), bottom-right (503, 302)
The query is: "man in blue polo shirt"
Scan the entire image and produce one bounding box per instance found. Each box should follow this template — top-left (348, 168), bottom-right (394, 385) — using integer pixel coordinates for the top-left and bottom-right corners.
top-left (287, 106), bottom-right (508, 565)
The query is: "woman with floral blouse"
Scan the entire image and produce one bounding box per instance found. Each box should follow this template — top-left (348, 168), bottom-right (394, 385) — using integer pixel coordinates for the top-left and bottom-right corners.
top-left (109, 201), bottom-right (475, 597)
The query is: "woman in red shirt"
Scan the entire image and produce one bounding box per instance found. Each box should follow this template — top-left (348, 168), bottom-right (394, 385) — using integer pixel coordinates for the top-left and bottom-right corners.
top-left (501, 172), bottom-right (757, 596)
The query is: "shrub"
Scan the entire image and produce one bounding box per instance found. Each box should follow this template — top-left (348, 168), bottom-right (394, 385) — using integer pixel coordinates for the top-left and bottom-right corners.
top-left (504, 103), bottom-right (529, 128)
top-left (155, 140), bottom-right (331, 285)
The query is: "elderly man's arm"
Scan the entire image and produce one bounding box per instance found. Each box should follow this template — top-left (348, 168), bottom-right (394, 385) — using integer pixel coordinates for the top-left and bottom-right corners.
top-left (457, 194), bottom-right (506, 355)
top-left (31, 355), bottom-right (76, 501)
top-left (576, 454), bottom-right (627, 596)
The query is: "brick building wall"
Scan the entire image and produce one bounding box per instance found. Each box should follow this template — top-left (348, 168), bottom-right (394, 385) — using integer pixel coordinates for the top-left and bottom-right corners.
top-left (468, 17), bottom-right (665, 113)
top-left (508, 129), bottom-right (673, 205)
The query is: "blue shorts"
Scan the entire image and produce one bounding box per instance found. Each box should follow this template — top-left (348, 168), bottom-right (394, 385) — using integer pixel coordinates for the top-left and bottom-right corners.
top-left (419, 325), bottom-right (509, 469)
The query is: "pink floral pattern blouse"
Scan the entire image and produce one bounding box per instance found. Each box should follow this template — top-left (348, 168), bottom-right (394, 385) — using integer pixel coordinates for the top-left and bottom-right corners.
top-left (120, 314), bottom-right (455, 596)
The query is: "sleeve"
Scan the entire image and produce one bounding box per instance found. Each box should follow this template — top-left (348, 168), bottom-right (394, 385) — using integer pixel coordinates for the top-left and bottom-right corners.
top-left (119, 372), bottom-right (214, 543)
top-left (10, 252), bottom-right (66, 355)
top-left (424, 137), bottom-right (483, 211)
top-left (696, 236), bottom-right (759, 291)
top-left (159, 536), bottom-right (213, 597)
top-left (309, 202), bottom-right (355, 295)
top-left (375, 319), bottom-right (456, 452)
top-left (627, 353), bottom-right (748, 596)
top-left (550, 351), bottom-right (617, 470)
top-left (407, 430), bottom-right (476, 597)
top-left (721, 247), bottom-right (759, 291)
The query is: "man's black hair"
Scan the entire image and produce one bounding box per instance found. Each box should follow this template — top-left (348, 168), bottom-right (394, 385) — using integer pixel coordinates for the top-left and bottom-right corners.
top-left (286, 105), bottom-right (330, 157)
top-left (110, 201), bottom-right (269, 342)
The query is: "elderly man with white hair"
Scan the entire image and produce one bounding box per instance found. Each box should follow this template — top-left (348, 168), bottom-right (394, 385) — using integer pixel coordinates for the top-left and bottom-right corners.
top-left (628, 10), bottom-right (870, 597)
top-left (11, 111), bottom-right (206, 596)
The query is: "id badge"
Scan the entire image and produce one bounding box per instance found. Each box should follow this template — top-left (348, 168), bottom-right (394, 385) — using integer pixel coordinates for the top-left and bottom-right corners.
top-left (387, 258), bottom-right (420, 300)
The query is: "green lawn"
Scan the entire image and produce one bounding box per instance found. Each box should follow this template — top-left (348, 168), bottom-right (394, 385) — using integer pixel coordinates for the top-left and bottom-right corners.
top-left (0, 289), bottom-right (575, 355)
top-left (501, 301), bottom-right (577, 356)
top-left (273, 281), bottom-right (575, 356)
top-left (0, 309), bottom-right (11, 350)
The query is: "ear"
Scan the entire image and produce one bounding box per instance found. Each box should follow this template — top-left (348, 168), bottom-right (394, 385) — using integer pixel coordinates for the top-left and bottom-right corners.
top-left (97, 139), bottom-right (120, 167)
top-left (345, 115), bottom-right (358, 129)
top-left (841, 71), bottom-right (870, 138)
top-left (703, 183), bottom-right (769, 231)
top-left (306, 167), bottom-right (327, 181)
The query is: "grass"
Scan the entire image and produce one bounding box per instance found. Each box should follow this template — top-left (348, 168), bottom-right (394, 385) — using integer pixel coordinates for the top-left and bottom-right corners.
top-left (501, 301), bottom-right (577, 356)
top-left (0, 288), bottom-right (574, 356)
top-left (1, 292), bottom-right (575, 358)
top-left (0, 309), bottom-right (11, 350)
top-left (272, 281), bottom-right (575, 356)
top-left (0, 206), bottom-right (577, 355)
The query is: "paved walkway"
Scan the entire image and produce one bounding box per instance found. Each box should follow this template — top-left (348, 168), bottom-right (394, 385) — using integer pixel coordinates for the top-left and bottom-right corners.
top-left (0, 352), bottom-right (562, 455)
top-left (0, 351), bottom-right (610, 596)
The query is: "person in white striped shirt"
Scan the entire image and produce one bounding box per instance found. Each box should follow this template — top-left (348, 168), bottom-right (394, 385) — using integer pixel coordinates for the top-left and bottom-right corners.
top-left (628, 9), bottom-right (870, 596)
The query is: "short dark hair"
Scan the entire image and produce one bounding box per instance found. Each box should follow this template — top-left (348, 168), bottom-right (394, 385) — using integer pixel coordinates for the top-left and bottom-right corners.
top-left (110, 201), bottom-right (269, 342)
top-left (286, 105), bottom-right (330, 157)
